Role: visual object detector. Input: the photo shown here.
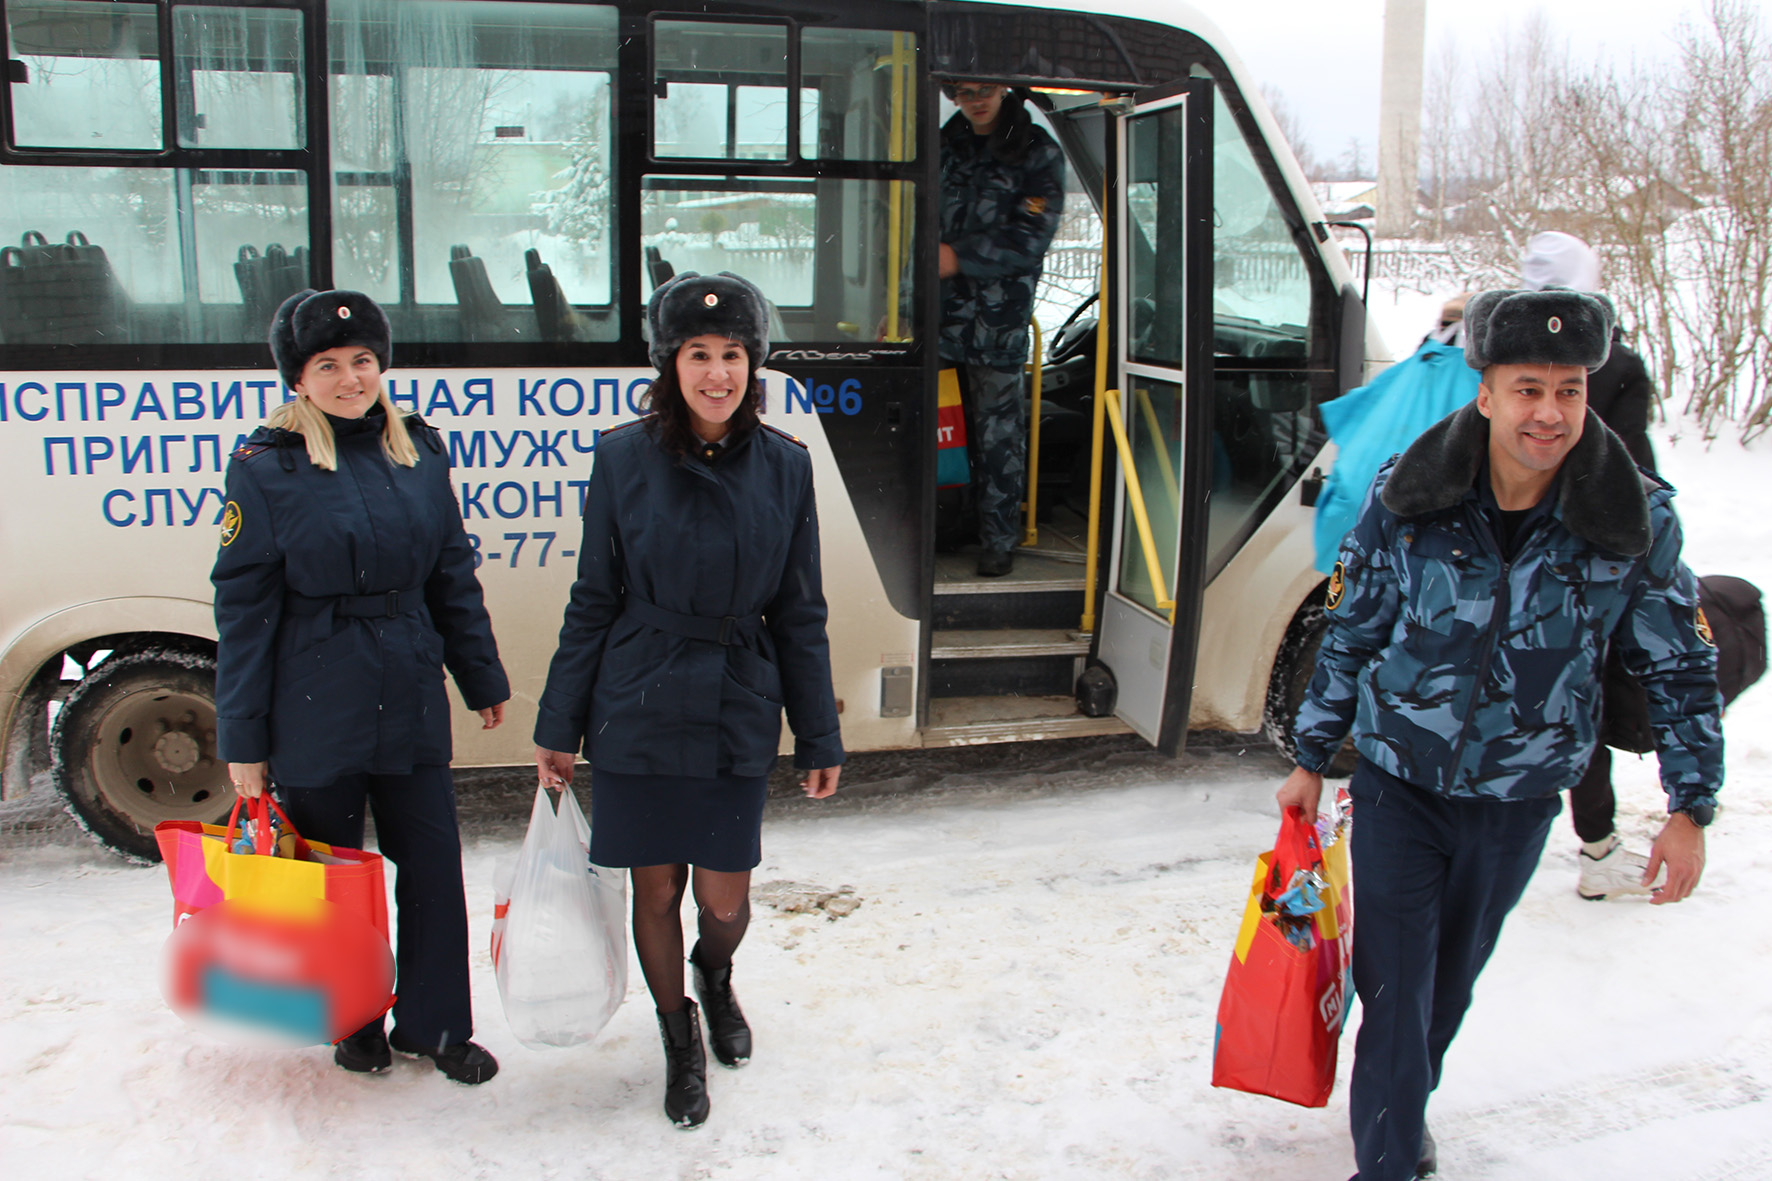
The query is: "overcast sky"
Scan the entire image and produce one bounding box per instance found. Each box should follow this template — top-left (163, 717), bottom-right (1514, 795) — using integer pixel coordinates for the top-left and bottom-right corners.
top-left (1207, 0), bottom-right (1710, 171)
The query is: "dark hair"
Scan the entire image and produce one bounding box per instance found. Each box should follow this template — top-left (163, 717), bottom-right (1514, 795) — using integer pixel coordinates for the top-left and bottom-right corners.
top-left (942, 84), bottom-right (1036, 165)
top-left (641, 358), bottom-right (764, 461)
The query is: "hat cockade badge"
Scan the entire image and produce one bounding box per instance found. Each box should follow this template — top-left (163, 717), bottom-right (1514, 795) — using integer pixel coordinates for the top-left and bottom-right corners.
top-left (703, 293), bottom-right (719, 308)
top-left (338, 305), bottom-right (352, 319)
top-left (1546, 315), bottom-right (1561, 333)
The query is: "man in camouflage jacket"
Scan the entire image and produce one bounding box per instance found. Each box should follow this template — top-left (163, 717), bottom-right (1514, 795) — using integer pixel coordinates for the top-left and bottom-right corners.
top-left (939, 83), bottom-right (1065, 575)
top-left (1278, 288), bottom-right (1722, 1181)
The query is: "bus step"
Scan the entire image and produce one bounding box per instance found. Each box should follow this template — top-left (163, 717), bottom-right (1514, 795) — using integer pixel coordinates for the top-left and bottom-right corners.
top-left (932, 590), bottom-right (1084, 631)
top-left (921, 695), bottom-right (1131, 747)
top-left (930, 628), bottom-right (1090, 660)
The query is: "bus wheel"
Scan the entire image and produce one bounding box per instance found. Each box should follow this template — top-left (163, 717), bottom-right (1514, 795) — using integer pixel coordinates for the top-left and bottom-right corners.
top-left (1263, 603), bottom-right (1359, 779)
top-left (50, 646), bottom-right (231, 864)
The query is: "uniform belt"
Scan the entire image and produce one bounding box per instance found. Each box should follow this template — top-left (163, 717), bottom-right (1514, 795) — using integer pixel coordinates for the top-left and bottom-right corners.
top-left (285, 586), bottom-right (425, 619)
top-left (624, 596), bottom-right (761, 645)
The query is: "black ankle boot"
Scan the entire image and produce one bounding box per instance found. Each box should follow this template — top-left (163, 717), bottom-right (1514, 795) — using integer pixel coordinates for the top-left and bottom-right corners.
top-left (1417, 1124), bottom-right (1438, 1178)
top-left (691, 943), bottom-right (752, 1068)
top-left (333, 1020), bottom-right (391, 1074)
top-left (657, 1000), bottom-right (709, 1128)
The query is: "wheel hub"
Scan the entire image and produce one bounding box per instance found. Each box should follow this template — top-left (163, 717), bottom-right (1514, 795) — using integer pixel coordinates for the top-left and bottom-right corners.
top-left (153, 730), bottom-right (201, 775)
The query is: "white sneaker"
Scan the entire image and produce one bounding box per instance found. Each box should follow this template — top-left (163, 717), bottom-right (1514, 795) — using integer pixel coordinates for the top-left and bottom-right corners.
top-left (1577, 834), bottom-right (1664, 900)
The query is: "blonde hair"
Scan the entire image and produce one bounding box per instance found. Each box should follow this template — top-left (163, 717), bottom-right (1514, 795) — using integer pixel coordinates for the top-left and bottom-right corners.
top-left (266, 385), bottom-right (419, 471)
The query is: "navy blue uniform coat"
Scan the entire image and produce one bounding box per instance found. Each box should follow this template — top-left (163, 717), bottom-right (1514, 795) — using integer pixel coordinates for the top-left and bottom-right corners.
top-left (533, 419), bottom-right (844, 777)
top-left (212, 410), bottom-right (509, 786)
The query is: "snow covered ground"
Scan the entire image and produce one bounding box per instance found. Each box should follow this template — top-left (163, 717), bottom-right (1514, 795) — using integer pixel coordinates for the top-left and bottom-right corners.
top-left (5, 308), bottom-right (1771, 1178)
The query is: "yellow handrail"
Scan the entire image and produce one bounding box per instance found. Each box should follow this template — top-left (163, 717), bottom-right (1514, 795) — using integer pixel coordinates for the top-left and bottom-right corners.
top-left (1021, 318), bottom-right (1042, 547)
top-left (1134, 385), bottom-right (1179, 513)
top-left (1103, 389), bottom-right (1175, 612)
top-left (881, 32), bottom-right (912, 341)
top-left (1081, 231), bottom-right (1110, 634)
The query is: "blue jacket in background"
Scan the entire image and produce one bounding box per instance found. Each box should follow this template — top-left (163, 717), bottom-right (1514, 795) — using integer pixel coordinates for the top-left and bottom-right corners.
top-left (212, 410), bottom-right (509, 787)
top-left (1313, 339), bottom-right (1479, 574)
top-left (533, 419), bottom-right (844, 777)
top-left (1294, 402), bottom-right (1722, 810)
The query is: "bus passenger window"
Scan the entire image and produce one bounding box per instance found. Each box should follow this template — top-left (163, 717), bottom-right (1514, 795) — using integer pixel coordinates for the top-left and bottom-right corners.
top-left (173, 6), bottom-right (305, 150)
top-left (5, 0), bottom-right (162, 151)
top-left (799, 29), bottom-right (917, 163)
top-left (641, 178), bottom-right (915, 344)
top-left (327, 0), bottom-right (620, 343)
top-left (654, 22), bottom-right (790, 162)
top-left (1206, 87), bottom-right (1318, 577)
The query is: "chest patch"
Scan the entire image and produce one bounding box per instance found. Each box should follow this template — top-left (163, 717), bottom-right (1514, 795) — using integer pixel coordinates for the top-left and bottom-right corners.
top-left (1326, 561), bottom-right (1348, 611)
top-left (1023, 196), bottom-right (1047, 216)
top-left (219, 500), bottom-right (243, 546)
top-left (1695, 605), bottom-right (1716, 647)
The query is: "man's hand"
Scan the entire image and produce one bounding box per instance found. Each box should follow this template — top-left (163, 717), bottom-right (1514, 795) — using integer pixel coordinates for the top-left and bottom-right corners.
top-left (1645, 811), bottom-right (1706, 905)
top-left (1276, 766), bottom-right (1324, 818)
top-left (478, 701), bottom-right (507, 730)
top-left (229, 761), bottom-right (269, 800)
top-left (938, 243), bottom-right (960, 279)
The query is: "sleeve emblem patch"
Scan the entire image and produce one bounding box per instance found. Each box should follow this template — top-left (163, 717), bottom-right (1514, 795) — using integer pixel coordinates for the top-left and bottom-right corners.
top-left (1326, 561), bottom-right (1348, 611)
top-left (1695, 605), bottom-right (1716, 647)
top-left (219, 500), bottom-right (243, 547)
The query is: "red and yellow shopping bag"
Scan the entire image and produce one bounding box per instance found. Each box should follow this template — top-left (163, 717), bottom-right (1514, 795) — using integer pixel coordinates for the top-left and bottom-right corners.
top-left (936, 368), bottom-right (971, 488)
top-left (155, 795), bottom-right (393, 1044)
top-left (1210, 804), bottom-right (1354, 1107)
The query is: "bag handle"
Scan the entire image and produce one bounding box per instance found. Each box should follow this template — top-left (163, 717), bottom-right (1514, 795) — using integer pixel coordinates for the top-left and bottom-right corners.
top-left (1266, 806), bottom-right (1325, 900)
top-left (65, 231), bottom-right (89, 247)
top-left (223, 792), bottom-right (305, 856)
top-left (21, 230), bottom-right (47, 247)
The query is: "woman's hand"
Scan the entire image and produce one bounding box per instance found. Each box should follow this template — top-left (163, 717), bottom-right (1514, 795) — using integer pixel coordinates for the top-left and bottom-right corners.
top-left (536, 746), bottom-right (577, 789)
top-left (478, 701), bottom-right (507, 730)
top-left (801, 766), bottom-right (841, 799)
top-left (229, 761), bottom-right (269, 800)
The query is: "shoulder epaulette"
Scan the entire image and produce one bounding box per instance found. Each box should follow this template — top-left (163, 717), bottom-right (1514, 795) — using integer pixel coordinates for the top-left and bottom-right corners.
top-left (231, 442), bottom-right (272, 462)
top-left (761, 423), bottom-right (807, 448)
top-left (598, 417), bottom-right (649, 439)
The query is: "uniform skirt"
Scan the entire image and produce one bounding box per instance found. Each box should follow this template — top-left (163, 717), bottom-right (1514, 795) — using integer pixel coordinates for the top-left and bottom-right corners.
top-left (587, 767), bottom-right (770, 873)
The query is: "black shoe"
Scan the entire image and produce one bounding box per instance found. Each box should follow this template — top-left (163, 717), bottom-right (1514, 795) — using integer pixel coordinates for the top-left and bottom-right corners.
top-left (388, 1029), bottom-right (499, 1085)
top-left (333, 1021), bottom-right (391, 1074)
top-left (658, 1000), bottom-right (710, 1128)
top-left (691, 943), bottom-right (752, 1068)
top-left (977, 549), bottom-right (1014, 577)
top-left (1417, 1124), bottom-right (1438, 1178)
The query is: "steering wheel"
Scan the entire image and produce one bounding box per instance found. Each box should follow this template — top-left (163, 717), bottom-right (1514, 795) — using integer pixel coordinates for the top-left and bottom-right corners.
top-left (1047, 292), bottom-right (1099, 365)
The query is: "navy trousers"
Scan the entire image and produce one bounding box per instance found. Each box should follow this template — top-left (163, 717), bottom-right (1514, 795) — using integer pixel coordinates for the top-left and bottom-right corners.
top-left (276, 764), bottom-right (473, 1048)
top-left (1348, 762), bottom-right (1559, 1181)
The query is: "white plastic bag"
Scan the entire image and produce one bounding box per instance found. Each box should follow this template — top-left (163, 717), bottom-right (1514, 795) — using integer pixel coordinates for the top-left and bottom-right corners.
top-left (492, 784), bottom-right (628, 1048)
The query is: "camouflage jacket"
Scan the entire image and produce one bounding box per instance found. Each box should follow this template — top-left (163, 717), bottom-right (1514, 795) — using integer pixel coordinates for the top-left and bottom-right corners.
top-left (939, 112), bottom-right (1065, 370)
top-left (1294, 402), bottom-right (1722, 809)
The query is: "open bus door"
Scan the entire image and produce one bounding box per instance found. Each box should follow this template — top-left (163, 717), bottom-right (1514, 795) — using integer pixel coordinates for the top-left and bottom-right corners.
top-left (1088, 79), bottom-right (1214, 755)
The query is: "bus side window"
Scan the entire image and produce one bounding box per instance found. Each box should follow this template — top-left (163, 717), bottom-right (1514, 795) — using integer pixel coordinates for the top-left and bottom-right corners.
top-left (1206, 86), bottom-right (1319, 576)
top-left (328, 0), bottom-right (621, 344)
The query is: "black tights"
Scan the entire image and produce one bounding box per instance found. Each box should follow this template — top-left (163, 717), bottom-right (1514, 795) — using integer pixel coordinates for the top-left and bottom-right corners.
top-left (630, 864), bottom-right (751, 1015)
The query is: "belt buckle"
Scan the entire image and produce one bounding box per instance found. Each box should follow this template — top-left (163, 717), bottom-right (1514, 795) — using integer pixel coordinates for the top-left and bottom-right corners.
top-left (718, 616), bottom-right (737, 645)
top-left (385, 589), bottom-right (400, 617)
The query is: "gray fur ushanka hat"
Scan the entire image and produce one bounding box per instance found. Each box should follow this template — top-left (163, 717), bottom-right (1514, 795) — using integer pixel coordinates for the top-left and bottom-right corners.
top-left (270, 288), bottom-right (392, 388)
top-left (1463, 288), bottom-right (1614, 373)
top-left (647, 271), bottom-right (770, 374)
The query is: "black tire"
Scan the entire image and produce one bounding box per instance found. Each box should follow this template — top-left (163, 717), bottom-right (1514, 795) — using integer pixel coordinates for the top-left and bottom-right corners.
top-left (1263, 601), bottom-right (1360, 779)
top-left (50, 645), bottom-right (231, 863)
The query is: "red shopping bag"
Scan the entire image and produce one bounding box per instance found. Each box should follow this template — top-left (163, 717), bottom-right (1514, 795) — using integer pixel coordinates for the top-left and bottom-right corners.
top-left (1210, 804), bottom-right (1354, 1107)
top-left (936, 368), bottom-right (971, 488)
top-left (156, 795), bottom-right (394, 1044)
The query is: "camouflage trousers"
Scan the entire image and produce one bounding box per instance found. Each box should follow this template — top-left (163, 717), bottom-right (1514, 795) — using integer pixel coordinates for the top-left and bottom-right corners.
top-left (962, 364), bottom-right (1027, 555)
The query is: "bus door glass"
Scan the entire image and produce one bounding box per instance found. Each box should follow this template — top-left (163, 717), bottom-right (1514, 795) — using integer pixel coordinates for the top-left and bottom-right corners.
top-left (1095, 81), bottom-right (1212, 752)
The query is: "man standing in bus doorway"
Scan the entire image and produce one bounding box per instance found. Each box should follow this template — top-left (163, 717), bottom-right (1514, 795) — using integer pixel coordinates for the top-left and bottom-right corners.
top-left (939, 80), bottom-right (1065, 576)
top-left (1276, 289), bottom-right (1722, 1181)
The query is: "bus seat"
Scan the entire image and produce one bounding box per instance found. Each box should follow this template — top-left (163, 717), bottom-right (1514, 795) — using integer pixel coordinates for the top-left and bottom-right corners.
top-left (645, 245), bottom-right (675, 291)
top-left (448, 244), bottom-right (523, 342)
top-left (234, 243), bottom-right (309, 335)
top-left (525, 247), bottom-right (589, 342)
top-left (0, 230), bottom-right (127, 346)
